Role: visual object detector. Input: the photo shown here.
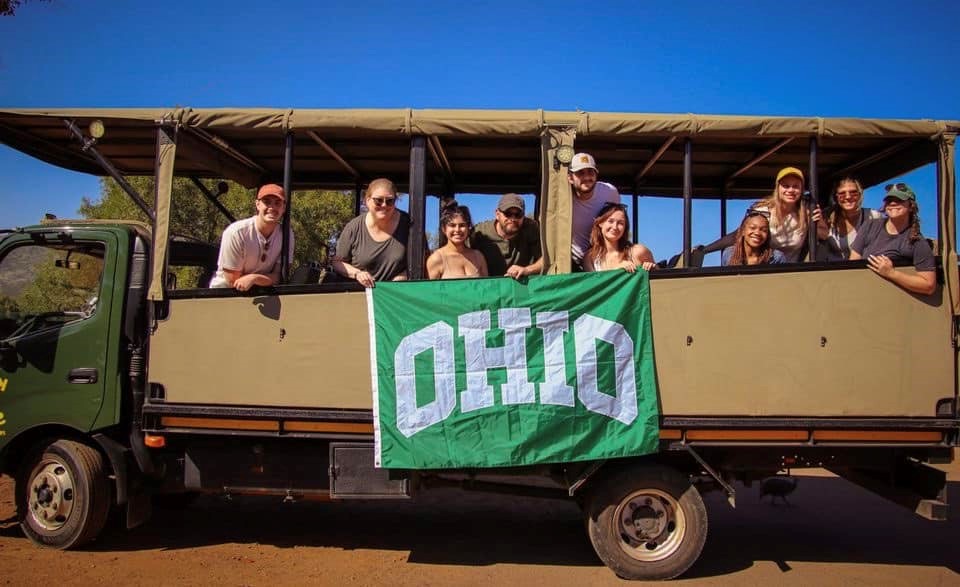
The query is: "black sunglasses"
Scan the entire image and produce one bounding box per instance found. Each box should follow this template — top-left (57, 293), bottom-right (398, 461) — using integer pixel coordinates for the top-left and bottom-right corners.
top-left (260, 241), bottom-right (270, 263)
top-left (499, 209), bottom-right (525, 219)
top-left (596, 202), bottom-right (628, 218)
top-left (371, 196), bottom-right (397, 207)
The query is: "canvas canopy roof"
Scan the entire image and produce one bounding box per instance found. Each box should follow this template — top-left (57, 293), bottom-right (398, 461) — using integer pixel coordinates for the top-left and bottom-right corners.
top-left (1, 108), bottom-right (957, 198)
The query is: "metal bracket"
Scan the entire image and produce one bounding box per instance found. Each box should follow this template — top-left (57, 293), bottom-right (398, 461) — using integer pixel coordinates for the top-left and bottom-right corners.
top-left (567, 460), bottom-right (606, 497)
top-left (685, 445), bottom-right (736, 508)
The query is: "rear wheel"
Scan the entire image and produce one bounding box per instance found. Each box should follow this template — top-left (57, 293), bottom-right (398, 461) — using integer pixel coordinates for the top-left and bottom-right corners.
top-left (16, 439), bottom-right (112, 549)
top-left (585, 464), bottom-right (707, 580)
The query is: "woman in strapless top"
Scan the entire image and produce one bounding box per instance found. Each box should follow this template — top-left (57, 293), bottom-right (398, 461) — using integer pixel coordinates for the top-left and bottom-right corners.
top-left (427, 203), bottom-right (488, 279)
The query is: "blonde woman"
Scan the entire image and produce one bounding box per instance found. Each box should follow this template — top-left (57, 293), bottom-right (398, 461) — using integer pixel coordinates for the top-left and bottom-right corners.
top-left (751, 167), bottom-right (821, 262)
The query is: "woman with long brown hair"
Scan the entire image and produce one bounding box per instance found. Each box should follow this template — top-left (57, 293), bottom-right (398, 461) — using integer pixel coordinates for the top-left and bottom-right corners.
top-left (849, 182), bottom-right (935, 295)
top-left (583, 202), bottom-right (655, 273)
top-left (816, 177), bottom-right (882, 261)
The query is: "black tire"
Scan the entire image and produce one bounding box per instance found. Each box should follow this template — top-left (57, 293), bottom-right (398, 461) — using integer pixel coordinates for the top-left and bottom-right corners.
top-left (585, 464), bottom-right (707, 581)
top-left (16, 439), bottom-right (112, 549)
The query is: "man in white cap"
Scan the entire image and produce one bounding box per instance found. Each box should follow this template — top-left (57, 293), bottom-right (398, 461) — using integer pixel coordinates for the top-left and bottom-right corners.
top-left (209, 183), bottom-right (294, 291)
top-left (569, 152), bottom-right (621, 267)
top-left (472, 193), bottom-right (543, 279)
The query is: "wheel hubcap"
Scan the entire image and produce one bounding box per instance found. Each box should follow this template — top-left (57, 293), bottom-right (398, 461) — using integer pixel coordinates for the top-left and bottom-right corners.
top-left (615, 489), bottom-right (685, 562)
top-left (28, 460), bottom-right (75, 531)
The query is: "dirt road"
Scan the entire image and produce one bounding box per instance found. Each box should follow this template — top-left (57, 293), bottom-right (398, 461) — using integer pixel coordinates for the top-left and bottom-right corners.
top-left (1, 469), bottom-right (958, 586)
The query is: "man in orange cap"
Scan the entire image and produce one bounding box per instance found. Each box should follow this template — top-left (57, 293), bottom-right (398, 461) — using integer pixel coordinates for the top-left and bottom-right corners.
top-left (209, 183), bottom-right (294, 290)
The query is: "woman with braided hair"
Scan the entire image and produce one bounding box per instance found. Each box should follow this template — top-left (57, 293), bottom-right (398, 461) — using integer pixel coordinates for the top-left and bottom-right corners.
top-left (849, 182), bottom-right (936, 295)
top-left (721, 208), bottom-right (786, 266)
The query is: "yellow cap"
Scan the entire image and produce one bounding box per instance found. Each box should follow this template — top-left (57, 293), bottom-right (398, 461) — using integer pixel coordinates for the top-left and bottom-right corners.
top-left (776, 166), bottom-right (804, 184)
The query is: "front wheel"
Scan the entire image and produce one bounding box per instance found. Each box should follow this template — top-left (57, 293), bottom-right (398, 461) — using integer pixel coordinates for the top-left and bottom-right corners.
top-left (16, 439), bottom-right (112, 549)
top-left (585, 464), bottom-right (707, 580)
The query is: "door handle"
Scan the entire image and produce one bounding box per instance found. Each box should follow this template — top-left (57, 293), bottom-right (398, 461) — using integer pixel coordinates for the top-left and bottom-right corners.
top-left (67, 368), bottom-right (99, 384)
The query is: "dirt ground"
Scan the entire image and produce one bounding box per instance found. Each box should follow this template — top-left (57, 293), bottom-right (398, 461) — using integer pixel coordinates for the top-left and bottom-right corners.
top-left (1, 464), bottom-right (959, 586)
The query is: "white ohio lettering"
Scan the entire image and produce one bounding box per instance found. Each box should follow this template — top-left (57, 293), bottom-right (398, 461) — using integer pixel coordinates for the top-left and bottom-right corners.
top-left (391, 309), bottom-right (639, 435)
top-left (393, 321), bottom-right (457, 437)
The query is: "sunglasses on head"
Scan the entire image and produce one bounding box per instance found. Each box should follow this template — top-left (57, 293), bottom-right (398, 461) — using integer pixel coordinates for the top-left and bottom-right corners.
top-left (885, 183), bottom-right (908, 193)
top-left (371, 196), bottom-right (396, 207)
top-left (596, 202), bottom-right (628, 218)
top-left (744, 208), bottom-right (770, 219)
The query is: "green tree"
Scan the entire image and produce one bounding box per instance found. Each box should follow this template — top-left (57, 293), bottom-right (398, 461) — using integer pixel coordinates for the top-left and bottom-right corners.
top-left (1, 0), bottom-right (50, 16)
top-left (80, 177), bottom-right (356, 272)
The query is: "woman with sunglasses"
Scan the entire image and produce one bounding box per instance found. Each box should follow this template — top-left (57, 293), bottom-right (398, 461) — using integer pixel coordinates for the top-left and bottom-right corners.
top-left (583, 202), bottom-right (656, 273)
top-left (849, 183), bottom-right (936, 295)
top-left (721, 209), bottom-right (786, 266)
top-left (426, 203), bottom-right (488, 279)
top-left (751, 166), bottom-right (821, 262)
top-left (815, 177), bottom-right (883, 261)
top-left (332, 178), bottom-right (411, 288)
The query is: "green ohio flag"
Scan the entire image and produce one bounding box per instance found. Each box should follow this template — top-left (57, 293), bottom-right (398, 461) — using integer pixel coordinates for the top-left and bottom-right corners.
top-left (366, 270), bottom-right (659, 469)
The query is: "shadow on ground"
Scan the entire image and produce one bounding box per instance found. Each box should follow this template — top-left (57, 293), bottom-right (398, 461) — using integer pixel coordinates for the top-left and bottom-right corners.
top-left (2, 476), bottom-right (958, 577)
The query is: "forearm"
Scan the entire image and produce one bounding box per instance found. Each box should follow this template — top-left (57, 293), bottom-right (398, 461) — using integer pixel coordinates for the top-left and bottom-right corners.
top-left (882, 269), bottom-right (936, 295)
top-left (524, 257), bottom-right (544, 275)
top-left (332, 259), bottom-right (362, 279)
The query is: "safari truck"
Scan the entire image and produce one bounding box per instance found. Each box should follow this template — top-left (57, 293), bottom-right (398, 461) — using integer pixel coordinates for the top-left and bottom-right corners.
top-left (1, 108), bottom-right (958, 580)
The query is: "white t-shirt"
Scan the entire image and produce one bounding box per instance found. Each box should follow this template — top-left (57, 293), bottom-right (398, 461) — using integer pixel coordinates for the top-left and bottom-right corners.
top-left (753, 203), bottom-right (804, 263)
top-left (572, 181), bottom-right (620, 262)
top-left (209, 216), bottom-right (294, 288)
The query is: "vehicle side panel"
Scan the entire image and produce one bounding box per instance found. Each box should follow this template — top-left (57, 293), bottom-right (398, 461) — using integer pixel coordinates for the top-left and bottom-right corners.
top-left (148, 267), bottom-right (952, 418)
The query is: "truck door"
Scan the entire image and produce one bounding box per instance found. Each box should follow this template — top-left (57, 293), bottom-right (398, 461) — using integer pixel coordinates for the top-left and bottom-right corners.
top-left (0, 231), bottom-right (116, 445)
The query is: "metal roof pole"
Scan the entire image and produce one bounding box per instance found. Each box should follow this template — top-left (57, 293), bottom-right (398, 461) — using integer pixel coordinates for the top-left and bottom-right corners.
top-left (408, 136), bottom-right (427, 280)
top-left (631, 193), bottom-right (639, 244)
top-left (354, 180), bottom-right (363, 216)
top-left (682, 139), bottom-right (693, 267)
top-left (281, 131), bottom-right (294, 283)
top-left (720, 195), bottom-right (728, 237)
top-left (64, 119), bottom-right (154, 221)
top-left (807, 137), bottom-right (819, 262)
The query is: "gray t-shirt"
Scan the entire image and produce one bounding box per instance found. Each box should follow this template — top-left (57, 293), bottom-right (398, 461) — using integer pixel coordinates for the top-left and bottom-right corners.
top-left (471, 218), bottom-right (541, 276)
top-left (850, 217), bottom-right (935, 272)
top-left (335, 211), bottom-right (411, 282)
top-left (571, 182), bottom-right (620, 262)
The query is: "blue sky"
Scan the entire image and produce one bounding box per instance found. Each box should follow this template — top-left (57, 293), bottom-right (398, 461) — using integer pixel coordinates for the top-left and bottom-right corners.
top-left (1, 0), bottom-right (958, 263)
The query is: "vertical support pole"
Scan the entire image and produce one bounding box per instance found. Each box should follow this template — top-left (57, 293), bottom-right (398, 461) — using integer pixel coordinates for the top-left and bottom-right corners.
top-left (631, 193), bottom-right (639, 243)
top-left (720, 195), bottom-right (728, 236)
top-left (682, 138), bottom-right (693, 267)
top-left (408, 136), bottom-right (427, 280)
top-left (807, 136), bottom-right (819, 262)
top-left (354, 179), bottom-right (363, 216)
top-left (281, 131), bottom-right (294, 283)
